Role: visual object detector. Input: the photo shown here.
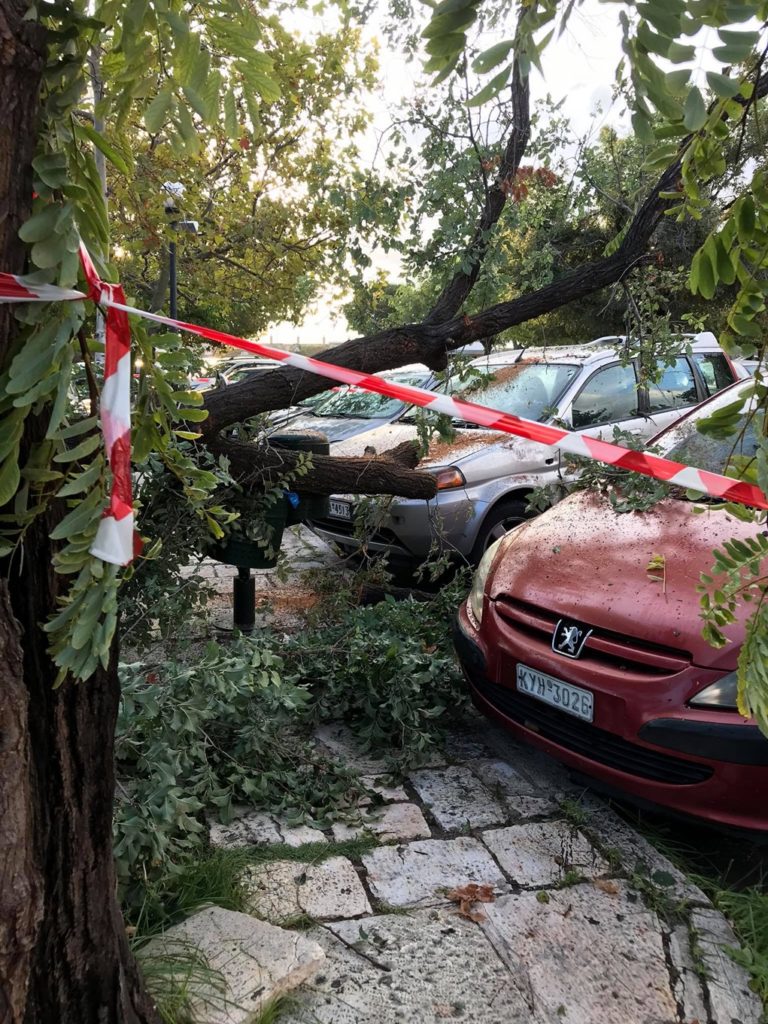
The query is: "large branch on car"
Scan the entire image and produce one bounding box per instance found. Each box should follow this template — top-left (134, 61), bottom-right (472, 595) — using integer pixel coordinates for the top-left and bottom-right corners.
top-left (207, 437), bottom-right (438, 499)
top-left (196, 69), bottom-right (768, 503)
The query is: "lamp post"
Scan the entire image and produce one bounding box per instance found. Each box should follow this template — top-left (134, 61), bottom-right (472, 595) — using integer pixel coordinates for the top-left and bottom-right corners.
top-left (162, 181), bottom-right (198, 326)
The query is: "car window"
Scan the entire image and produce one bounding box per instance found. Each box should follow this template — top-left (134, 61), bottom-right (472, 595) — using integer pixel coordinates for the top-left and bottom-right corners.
top-left (312, 370), bottom-right (431, 419)
top-left (662, 416), bottom-right (758, 474)
top-left (571, 363), bottom-right (638, 428)
top-left (459, 361), bottom-right (580, 423)
top-left (646, 358), bottom-right (698, 413)
top-left (692, 352), bottom-right (735, 396)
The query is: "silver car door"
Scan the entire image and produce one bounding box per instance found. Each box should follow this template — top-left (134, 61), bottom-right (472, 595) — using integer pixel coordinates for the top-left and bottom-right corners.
top-left (565, 361), bottom-right (649, 439)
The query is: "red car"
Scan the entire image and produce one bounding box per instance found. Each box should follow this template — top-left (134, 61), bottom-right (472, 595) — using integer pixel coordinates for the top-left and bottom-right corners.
top-left (454, 381), bottom-right (768, 831)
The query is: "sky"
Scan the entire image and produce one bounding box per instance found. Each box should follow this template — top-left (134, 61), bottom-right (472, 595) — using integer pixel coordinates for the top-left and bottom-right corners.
top-left (266, 1), bottom-right (631, 350)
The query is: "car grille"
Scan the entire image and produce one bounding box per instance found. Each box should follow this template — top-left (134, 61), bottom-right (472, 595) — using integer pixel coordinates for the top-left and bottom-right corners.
top-left (470, 675), bottom-right (712, 785)
top-left (493, 597), bottom-right (691, 677)
top-left (309, 515), bottom-right (357, 537)
top-left (309, 515), bottom-right (406, 550)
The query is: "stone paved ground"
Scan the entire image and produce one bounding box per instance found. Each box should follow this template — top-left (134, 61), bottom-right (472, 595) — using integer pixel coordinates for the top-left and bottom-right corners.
top-left (167, 530), bottom-right (763, 1024)
top-left (163, 715), bottom-right (762, 1024)
top-left (181, 523), bottom-right (347, 632)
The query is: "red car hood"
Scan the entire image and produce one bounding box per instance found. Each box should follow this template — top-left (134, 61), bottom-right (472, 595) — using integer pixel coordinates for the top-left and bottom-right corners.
top-left (487, 491), bottom-right (763, 669)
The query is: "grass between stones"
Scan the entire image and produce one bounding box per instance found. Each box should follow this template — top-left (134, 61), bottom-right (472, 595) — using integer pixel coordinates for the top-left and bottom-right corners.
top-left (618, 806), bottom-right (768, 1009)
top-left (129, 836), bottom-right (379, 1022)
top-left (129, 836), bottom-right (380, 939)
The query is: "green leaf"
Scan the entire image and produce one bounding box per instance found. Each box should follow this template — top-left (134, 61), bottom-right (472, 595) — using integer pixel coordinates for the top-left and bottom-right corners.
top-left (666, 41), bottom-right (695, 64)
top-left (32, 152), bottom-right (69, 189)
top-left (683, 86), bottom-right (707, 131)
top-left (472, 39), bottom-right (514, 75)
top-left (0, 456), bottom-right (21, 507)
top-left (632, 110), bottom-right (655, 145)
top-left (690, 247), bottom-right (715, 299)
top-left (431, 55), bottom-right (460, 86)
top-left (53, 432), bottom-right (102, 463)
top-left (223, 89), bottom-right (239, 139)
top-left (18, 204), bottom-right (62, 243)
top-left (717, 27), bottom-right (759, 51)
top-left (75, 122), bottom-right (131, 176)
top-left (425, 32), bottom-right (466, 59)
top-left (712, 42), bottom-right (756, 64)
top-left (467, 66), bottom-right (511, 107)
top-left (706, 71), bottom-right (741, 99)
top-left (30, 234), bottom-right (68, 270)
top-left (735, 197), bottom-right (756, 242)
top-left (49, 491), bottom-right (102, 540)
top-left (57, 457), bottom-right (104, 497)
top-left (713, 236), bottom-right (736, 286)
top-left (422, 7), bottom-right (477, 38)
top-left (144, 86), bottom-right (175, 134)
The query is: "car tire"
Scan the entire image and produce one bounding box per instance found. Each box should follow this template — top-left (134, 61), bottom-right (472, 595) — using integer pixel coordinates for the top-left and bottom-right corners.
top-left (470, 498), bottom-right (529, 563)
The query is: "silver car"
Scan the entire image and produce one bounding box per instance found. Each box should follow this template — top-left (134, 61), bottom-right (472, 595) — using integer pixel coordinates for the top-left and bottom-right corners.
top-left (310, 333), bottom-right (746, 567)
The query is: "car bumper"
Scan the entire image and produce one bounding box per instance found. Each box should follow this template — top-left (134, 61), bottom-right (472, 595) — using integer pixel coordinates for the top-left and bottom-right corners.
top-left (453, 603), bottom-right (768, 832)
top-left (311, 489), bottom-right (484, 563)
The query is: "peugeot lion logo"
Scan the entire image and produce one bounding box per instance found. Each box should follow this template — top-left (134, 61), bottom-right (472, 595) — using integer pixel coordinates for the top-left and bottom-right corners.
top-left (552, 618), bottom-right (592, 659)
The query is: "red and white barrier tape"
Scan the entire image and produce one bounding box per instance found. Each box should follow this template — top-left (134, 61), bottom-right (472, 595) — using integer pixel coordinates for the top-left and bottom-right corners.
top-left (1, 248), bottom-right (766, 567)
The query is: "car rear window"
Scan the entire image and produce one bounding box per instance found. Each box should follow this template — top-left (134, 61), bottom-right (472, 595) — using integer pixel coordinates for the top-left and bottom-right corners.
top-left (646, 358), bottom-right (698, 413)
top-left (692, 352), bottom-right (735, 395)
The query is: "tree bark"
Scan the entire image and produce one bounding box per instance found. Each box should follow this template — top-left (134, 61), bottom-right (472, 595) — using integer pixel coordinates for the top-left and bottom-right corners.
top-left (0, 5), bottom-right (158, 1022)
top-left (211, 437), bottom-right (438, 498)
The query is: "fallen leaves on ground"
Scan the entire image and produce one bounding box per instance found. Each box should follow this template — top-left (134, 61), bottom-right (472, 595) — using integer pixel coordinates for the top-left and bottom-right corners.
top-left (445, 883), bottom-right (496, 923)
top-left (594, 879), bottom-right (620, 896)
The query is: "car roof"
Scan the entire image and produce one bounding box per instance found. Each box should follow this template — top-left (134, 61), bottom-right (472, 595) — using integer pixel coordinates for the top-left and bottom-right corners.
top-left (471, 331), bottom-right (723, 369)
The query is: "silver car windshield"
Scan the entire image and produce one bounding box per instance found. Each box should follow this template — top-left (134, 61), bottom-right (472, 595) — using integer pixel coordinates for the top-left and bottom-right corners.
top-left (310, 370), bottom-right (431, 419)
top-left (457, 361), bottom-right (581, 424)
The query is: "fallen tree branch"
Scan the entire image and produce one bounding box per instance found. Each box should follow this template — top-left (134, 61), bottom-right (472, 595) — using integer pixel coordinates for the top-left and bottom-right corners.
top-left (207, 437), bottom-right (437, 498)
top-left (196, 68), bottom-right (768, 501)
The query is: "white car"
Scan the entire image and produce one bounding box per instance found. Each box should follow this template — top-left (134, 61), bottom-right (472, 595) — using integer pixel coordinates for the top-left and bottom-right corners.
top-left (310, 333), bottom-right (748, 567)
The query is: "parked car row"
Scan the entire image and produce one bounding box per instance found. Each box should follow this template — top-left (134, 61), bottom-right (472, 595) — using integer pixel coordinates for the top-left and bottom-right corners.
top-left (307, 332), bottom-right (746, 566)
top-left (454, 379), bottom-right (766, 832)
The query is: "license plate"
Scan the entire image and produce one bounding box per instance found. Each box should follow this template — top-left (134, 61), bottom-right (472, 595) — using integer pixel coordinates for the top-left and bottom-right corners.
top-left (516, 663), bottom-right (594, 722)
top-left (329, 499), bottom-right (352, 521)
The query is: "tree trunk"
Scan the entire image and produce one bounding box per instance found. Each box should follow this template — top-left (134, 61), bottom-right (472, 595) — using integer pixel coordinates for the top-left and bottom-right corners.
top-left (0, 5), bottom-right (158, 1022)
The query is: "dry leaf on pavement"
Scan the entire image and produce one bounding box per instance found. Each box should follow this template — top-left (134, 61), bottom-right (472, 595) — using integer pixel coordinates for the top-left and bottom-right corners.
top-left (445, 883), bottom-right (496, 922)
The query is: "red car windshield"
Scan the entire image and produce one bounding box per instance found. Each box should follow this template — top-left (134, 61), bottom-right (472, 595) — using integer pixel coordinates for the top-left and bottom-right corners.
top-left (659, 384), bottom-right (760, 476)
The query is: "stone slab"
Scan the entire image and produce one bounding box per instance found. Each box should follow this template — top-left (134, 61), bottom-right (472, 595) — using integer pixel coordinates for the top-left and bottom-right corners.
top-left (331, 803), bottom-right (431, 843)
top-left (209, 810), bottom-right (281, 848)
top-left (209, 809), bottom-right (328, 850)
top-left (442, 726), bottom-right (495, 762)
top-left (314, 723), bottom-right (392, 774)
top-left (471, 758), bottom-right (559, 820)
top-left (360, 776), bottom-right (409, 803)
top-left (362, 837), bottom-right (509, 909)
top-left (279, 908), bottom-right (533, 1023)
top-left (667, 923), bottom-right (709, 1024)
top-left (481, 882), bottom-right (678, 1024)
top-left (576, 794), bottom-right (710, 906)
top-left (242, 857), bottom-right (371, 924)
top-left (692, 907), bottom-right (763, 1024)
top-left (408, 765), bottom-right (507, 832)
top-left (475, 719), bottom-right (578, 795)
top-left (482, 821), bottom-right (608, 886)
top-left (143, 906), bottom-right (325, 1024)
